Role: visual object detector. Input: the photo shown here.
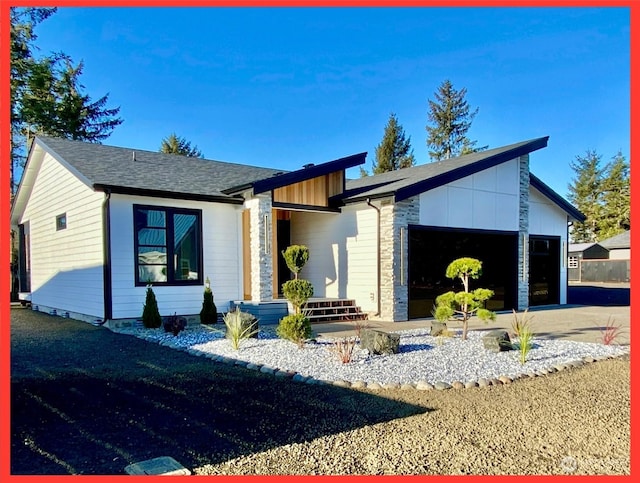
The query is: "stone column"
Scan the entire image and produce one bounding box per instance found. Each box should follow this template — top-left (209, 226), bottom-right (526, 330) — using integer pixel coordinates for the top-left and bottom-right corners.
top-left (517, 154), bottom-right (530, 310)
top-left (245, 195), bottom-right (273, 302)
top-left (378, 196), bottom-right (419, 321)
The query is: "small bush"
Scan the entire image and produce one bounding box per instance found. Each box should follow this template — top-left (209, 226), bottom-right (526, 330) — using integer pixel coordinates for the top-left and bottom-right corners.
top-left (277, 313), bottom-right (312, 347)
top-left (511, 309), bottom-right (533, 339)
top-left (199, 283), bottom-right (218, 325)
top-left (163, 312), bottom-right (187, 336)
top-left (142, 285), bottom-right (162, 329)
top-left (223, 308), bottom-right (258, 350)
top-left (516, 327), bottom-right (534, 364)
top-left (598, 316), bottom-right (625, 345)
top-left (329, 337), bottom-right (358, 363)
top-left (282, 279), bottom-right (314, 314)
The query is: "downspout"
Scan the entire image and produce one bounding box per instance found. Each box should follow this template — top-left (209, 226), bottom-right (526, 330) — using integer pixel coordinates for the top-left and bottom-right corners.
top-left (366, 198), bottom-right (381, 317)
top-left (102, 190), bottom-right (112, 323)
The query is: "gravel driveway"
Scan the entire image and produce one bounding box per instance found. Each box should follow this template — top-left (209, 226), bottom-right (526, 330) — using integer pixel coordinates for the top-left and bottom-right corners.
top-left (10, 307), bottom-right (630, 475)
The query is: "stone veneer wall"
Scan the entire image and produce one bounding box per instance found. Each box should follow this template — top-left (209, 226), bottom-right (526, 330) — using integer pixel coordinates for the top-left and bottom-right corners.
top-left (245, 195), bottom-right (273, 302)
top-left (378, 196), bottom-right (420, 321)
top-left (517, 154), bottom-right (530, 310)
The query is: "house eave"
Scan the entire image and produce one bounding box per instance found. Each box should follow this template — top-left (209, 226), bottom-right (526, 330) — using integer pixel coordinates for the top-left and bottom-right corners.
top-left (529, 174), bottom-right (586, 223)
top-left (93, 184), bottom-right (245, 204)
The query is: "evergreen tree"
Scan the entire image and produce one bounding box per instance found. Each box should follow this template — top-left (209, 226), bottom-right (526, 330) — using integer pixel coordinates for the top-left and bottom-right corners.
top-left (599, 152), bottom-right (630, 240)
top-left (10, 7), bottom-right (123, 195)
top-left (426, 79), bottom-right (486, 161)
top-left (567, 150), bottom-right (604, 243)
top-left (142, 285), bottom-right (162, 329)
top-left (368, 113), bottom-right (416, 175)
top-left (199, 279), bottom-right (218, 325)
top-left (159, 133), bottom-right (204, 158)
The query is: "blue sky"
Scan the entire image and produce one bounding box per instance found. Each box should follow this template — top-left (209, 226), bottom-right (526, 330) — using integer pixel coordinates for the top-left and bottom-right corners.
top-left (29, 6), bottom-right (630, 198)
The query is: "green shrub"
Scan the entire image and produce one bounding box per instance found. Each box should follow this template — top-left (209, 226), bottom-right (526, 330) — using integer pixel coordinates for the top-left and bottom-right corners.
top-left (516, 326), bottom-right (534, 364)
top-left (281, 245), bottom-right (309, 279)
top-left (282, 279), bottom-right (314, 314)
top-left (142, 285), bottom-right (162, 329)
top-left (223, 308), bottom-right (258, 350)
top-left (277, 313), bottom-right (312, 347)
top-left (199, 281), bottom-right (218, 325)
top-left (163, 313), bottom-right (187, 336)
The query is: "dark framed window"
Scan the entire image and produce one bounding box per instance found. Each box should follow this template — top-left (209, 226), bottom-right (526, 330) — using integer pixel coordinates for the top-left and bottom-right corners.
top-left (133, 205), bottom-right (203, 286)
top-left (56, 213), bottom-right (67, 231)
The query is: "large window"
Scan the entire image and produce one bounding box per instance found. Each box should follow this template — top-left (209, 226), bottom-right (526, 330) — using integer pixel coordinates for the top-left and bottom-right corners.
top-left (134, 205), bottom-right (202, 285)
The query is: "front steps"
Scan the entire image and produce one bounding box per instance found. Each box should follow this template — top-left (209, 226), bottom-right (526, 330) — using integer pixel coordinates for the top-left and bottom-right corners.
top-left (304, 298), bottom-right (368, 323)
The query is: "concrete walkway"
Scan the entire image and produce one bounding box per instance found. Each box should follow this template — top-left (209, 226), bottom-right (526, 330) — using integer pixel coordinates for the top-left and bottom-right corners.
top-left (312, 304), bottom-right (630, 345)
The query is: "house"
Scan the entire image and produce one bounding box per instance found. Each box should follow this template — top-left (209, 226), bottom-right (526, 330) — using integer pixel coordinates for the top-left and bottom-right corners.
top-left (599, 230), bottom-right (630, 260)
top-left (10, 135), bottom-right (585, 326)
top-left (567, 242), bottom-right (609, 281)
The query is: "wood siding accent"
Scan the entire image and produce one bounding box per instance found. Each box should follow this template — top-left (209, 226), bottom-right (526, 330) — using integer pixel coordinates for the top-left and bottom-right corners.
top-left (243, 209), bottom-right (251, 300)
top-left (272, 171), bottom-right (344, 207)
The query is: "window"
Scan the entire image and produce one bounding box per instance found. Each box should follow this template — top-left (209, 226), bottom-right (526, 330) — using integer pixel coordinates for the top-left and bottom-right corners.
top-left (56, 213), bottom-right (67, 231)
top-left (568, 256), bottom-right (579, 269)
top-left (133, 205), bottom-right (202, 285)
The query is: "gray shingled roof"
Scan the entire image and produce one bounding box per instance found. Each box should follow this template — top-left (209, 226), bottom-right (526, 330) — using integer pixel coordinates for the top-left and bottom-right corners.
top-left (36, 136), bottom-right (286, 200)
top-left (599, 231), bottom-right (630, 250)
top-left (341, 137), bottom-right (548, 202)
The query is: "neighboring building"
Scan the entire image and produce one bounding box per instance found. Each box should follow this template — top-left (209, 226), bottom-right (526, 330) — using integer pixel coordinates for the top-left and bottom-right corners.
top-left (567, 242), bottom-right (609, 281)
top-left (599, 230), bottom-right (630, 260)
top-left (10, 135), bottom-right (585, 326)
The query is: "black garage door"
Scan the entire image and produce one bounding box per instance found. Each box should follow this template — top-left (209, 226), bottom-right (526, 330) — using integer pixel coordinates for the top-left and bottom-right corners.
top-left (408, 226), bottom-right (518, 319)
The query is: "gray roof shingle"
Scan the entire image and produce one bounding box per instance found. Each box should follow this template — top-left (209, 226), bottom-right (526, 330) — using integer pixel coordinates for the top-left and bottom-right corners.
top-left (599, 231), bottom-right (630, 249)
top-left (37, 136), bottom-right (285, 201)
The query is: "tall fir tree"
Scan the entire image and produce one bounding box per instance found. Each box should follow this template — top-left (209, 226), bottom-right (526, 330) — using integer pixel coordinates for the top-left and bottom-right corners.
top-left (425, 79), bottom-right (485, 161)
top-left (159, 133), bottom-right (204, 158)
top-left (363, 113), bottom-right (415, 176)
top-left (566, 149), bottom-right (630, 243)
top-left (10, 7), bottom-right (122, 195)
top-left (599, 152), bottom-right (630, 240)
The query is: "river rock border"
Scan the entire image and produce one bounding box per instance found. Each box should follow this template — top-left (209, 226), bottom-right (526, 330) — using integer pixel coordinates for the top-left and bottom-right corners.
top-left (132, 332), bottom-right (628, 391)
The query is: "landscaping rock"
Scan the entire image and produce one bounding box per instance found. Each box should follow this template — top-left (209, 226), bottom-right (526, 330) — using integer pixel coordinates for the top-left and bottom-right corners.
top-left (482, 330), bottom-right (513, 352)
top-left (430, 321), bottom-right (448, 337)
top-left (360, 328), bottom-right (400, 355)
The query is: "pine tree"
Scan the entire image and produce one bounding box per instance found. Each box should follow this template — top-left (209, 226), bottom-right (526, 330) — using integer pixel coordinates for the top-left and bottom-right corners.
top-left (159, 133), bottom-right (204, 158)
top-left (426, 79), bottom-right (486, 161)
top-left (142, 285), bottom-right (162, 329)
top-left (567, 150), bottom-right (604, 242)
top-left (599, 152), bottom-right (630, 240)
top-left (365, 113), bottom-right (415, 175)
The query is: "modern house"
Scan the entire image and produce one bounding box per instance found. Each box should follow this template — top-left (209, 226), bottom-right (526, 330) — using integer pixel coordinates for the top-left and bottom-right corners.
top-left (10, 135), bottom-right (585, 326)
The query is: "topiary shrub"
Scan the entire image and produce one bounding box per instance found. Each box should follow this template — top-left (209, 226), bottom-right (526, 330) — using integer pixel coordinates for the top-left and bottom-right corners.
top-left (281, 245), bottom-right (309, 279)
top-left (199, 278), bottom-right (218, 325)
top-left (142, 285), bottom-right (162, 329)
top-left (282, 279), bottom-right (314, 314)
top-left (277, 313), bottom-right (312, 348)
top-left (433, 257), bottom-right (495, 340)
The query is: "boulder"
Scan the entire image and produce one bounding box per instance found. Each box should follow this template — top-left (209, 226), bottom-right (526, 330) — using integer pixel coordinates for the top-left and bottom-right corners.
top-left (482, 330), bottom-right (513, 352)
top-left (360, 329), bottom-right (400, 355)
top-left (430, 321), bottom-right (448, 337)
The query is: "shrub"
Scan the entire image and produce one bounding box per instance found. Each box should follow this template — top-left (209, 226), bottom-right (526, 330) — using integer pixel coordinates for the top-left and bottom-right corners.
top-left (142, 285), bottom-right (162, 329)
top-left (163, 312), bottom-right (187, 336)
top-left (516, 326), bottom-right (534, 364)
top-left (199, 280), bottom-right (218, 325)
top-left (281, 245), bottom-right (309, 279)
top-left (433, 257), bottom-right (495, 340)
top-left (328, 337), bottom-right (358, 363)
top-left (223, 308), bottom-right (258, 350)
top-left (277, 313), bottom-right (312, 347)
top-left (282, 279), bottom-right (314, 314)
top-left (598, 316), bottom-right (625, 345)
top-left (511, 309), bottom-right (533, 339)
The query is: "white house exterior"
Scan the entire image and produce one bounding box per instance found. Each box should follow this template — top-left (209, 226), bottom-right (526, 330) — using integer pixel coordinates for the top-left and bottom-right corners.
top-left (11, 135), bottom-right (585, 326)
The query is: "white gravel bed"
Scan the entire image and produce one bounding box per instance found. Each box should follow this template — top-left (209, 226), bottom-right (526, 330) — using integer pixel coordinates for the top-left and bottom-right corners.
top-left (115, 325), bottom-right (629, 387)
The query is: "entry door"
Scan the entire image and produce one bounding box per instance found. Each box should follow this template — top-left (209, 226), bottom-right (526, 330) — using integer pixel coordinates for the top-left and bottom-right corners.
top-left (529, 236), bottom-right (560, 305)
